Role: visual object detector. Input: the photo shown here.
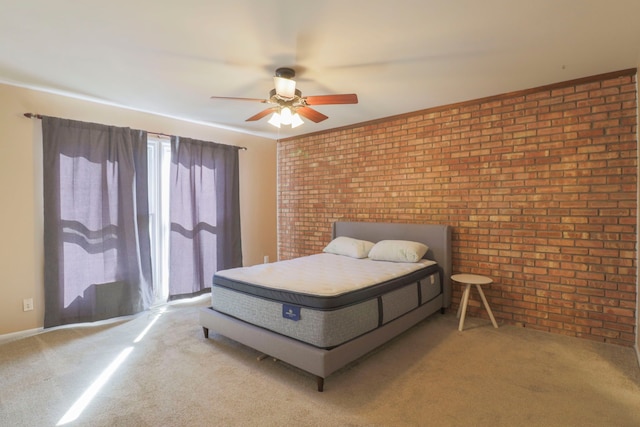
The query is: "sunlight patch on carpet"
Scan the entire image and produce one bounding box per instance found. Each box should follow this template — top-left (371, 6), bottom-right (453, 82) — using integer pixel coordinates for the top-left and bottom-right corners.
top-left (134, 307), bottom-right (166, 343)
top-left (56, 307), bottom-right (166, 425)
top-left (56, 346), bottom-right (133, 425)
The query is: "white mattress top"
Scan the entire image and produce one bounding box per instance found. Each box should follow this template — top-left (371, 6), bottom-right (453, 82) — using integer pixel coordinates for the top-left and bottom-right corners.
top-left (215, 253), bottom-right (436, 297)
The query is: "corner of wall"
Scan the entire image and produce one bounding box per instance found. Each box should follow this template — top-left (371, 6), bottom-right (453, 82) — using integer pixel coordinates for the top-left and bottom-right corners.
top-left (636, 67), bottom-right (640, 365)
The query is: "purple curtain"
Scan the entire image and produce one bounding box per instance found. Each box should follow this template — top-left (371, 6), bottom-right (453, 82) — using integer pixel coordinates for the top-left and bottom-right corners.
top-left (169, 136), bottom-right (242, 299)
top-left (42, 117), bottom-right (153, 328)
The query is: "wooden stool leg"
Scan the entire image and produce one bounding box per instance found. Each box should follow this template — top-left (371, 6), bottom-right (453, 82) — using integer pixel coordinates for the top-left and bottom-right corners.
top-left (456, 284), bottom-right (469, 319)
top-left (457, 284), bottom-right (471, 331)
top-left (475, 284), bottom-right (498, 328)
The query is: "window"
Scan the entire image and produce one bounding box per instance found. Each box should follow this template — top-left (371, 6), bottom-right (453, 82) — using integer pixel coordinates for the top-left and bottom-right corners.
top-left (147, 137), bottom-right (171, 304)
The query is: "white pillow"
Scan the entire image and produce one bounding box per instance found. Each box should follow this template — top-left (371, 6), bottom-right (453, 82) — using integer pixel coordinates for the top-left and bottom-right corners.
top-left (368, 240), bottom-right (429, 263)
top-left (323, 236), bottom-right (375, 259)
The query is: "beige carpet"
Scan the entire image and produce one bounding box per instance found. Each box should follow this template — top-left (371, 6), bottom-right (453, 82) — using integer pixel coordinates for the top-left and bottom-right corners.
top-left (1, 296), bottom-right (639, 427)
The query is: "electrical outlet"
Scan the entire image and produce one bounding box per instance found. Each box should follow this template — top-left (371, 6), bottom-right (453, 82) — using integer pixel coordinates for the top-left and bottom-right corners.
top-left (23, 298), bottom-right (34, 312)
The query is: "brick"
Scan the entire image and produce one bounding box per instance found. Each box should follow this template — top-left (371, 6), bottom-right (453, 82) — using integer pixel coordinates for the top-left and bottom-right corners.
top-left (278, 72), bottom-right (637, 346)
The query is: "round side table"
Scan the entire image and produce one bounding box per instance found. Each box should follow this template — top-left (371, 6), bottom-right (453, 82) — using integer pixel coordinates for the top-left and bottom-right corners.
top-left (452, 273), bottom-right (499, 331)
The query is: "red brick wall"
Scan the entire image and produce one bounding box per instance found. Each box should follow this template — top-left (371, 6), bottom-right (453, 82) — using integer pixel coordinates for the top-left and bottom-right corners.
top-left (277, 70), bottom-right (638, 346)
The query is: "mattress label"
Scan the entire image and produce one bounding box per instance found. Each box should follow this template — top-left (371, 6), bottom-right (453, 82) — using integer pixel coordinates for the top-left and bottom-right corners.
top-left (282, 304), bottom-right (301, 321)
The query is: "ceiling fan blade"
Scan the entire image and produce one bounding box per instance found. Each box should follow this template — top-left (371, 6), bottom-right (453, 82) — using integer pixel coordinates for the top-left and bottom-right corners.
top-left (304, 94), bottom-right (358, 105)
top-left (246, 108), bottom-right (276, 122)
top-left (210, 96), bottom-right (267, 103)
top-left (296, 107), bottom-right (329, 123)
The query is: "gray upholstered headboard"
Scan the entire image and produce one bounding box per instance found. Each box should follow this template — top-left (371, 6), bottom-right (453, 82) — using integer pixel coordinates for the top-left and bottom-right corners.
top-left (332, 221), bottom-right (453, 307)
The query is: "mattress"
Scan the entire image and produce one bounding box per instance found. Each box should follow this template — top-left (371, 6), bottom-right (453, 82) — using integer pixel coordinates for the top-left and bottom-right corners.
top-left (211, 253), bottom-right (442, 349)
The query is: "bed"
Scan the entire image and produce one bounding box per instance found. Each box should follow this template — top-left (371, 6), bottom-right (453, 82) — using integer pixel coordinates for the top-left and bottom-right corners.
top-left (199, 221), bottom-right (452, 391)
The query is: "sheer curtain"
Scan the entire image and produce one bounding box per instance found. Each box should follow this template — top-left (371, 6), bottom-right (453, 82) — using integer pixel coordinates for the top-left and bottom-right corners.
top-left (169, 136), bottom-right (242, 299)
top-left (42, 117), bottom-right (153, 328)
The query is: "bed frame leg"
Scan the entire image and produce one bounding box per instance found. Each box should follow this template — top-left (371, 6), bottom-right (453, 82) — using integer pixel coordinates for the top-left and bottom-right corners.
top-left (440, 307), bottom-right (445, 314)
top-left (202, 327), bottom-right (209, 339)
top-left (316, 376), bottom-right (324, 392)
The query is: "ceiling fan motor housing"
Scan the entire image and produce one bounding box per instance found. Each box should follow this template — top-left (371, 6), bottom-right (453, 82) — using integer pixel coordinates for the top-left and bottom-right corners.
top-left (275, 67), bottom-right (295, 79)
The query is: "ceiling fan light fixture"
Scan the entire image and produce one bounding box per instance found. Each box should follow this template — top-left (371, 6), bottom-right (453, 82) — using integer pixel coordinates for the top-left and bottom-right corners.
top-left (267, 108), bottom-right (304, 129)
top-left (280, 107), bottom-right (293, 125)
top-left (268, 112), bottom-right (281, 128)
top-left (291, 113), bottom-right (304, 128)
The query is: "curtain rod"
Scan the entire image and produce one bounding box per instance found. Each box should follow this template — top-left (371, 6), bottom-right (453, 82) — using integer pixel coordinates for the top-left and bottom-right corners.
top-left (23, 113), bottom-right (248, 150)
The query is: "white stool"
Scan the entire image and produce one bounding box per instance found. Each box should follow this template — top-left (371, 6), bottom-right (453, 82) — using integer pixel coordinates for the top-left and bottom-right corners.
top-left (452, 273), bottom-right (499, 331)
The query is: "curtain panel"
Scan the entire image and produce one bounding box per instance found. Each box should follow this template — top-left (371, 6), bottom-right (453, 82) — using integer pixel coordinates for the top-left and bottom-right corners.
top-left (169, 136), bottom-right (242, 299)
top-left (42, 117), bottom-right (153, 328)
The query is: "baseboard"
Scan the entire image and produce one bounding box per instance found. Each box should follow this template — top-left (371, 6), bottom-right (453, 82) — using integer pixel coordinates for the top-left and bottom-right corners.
top-left (0, 327), bottom-right (44, 345)
top-left (0, 297), bottom-right (209, 346)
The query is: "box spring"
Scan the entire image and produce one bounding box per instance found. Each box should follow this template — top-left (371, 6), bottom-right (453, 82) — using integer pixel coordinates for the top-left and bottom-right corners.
top-left (211, 267), bottom-right (442, 349)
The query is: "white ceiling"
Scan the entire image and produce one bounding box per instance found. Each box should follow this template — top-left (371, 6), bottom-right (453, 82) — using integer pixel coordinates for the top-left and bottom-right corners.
top-left (2, 0), bottom-right (639, 140)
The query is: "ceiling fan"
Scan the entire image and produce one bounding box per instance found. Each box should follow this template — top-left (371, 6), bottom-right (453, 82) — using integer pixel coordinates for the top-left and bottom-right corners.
top-left (210, 67), bottom-right (358, 128)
